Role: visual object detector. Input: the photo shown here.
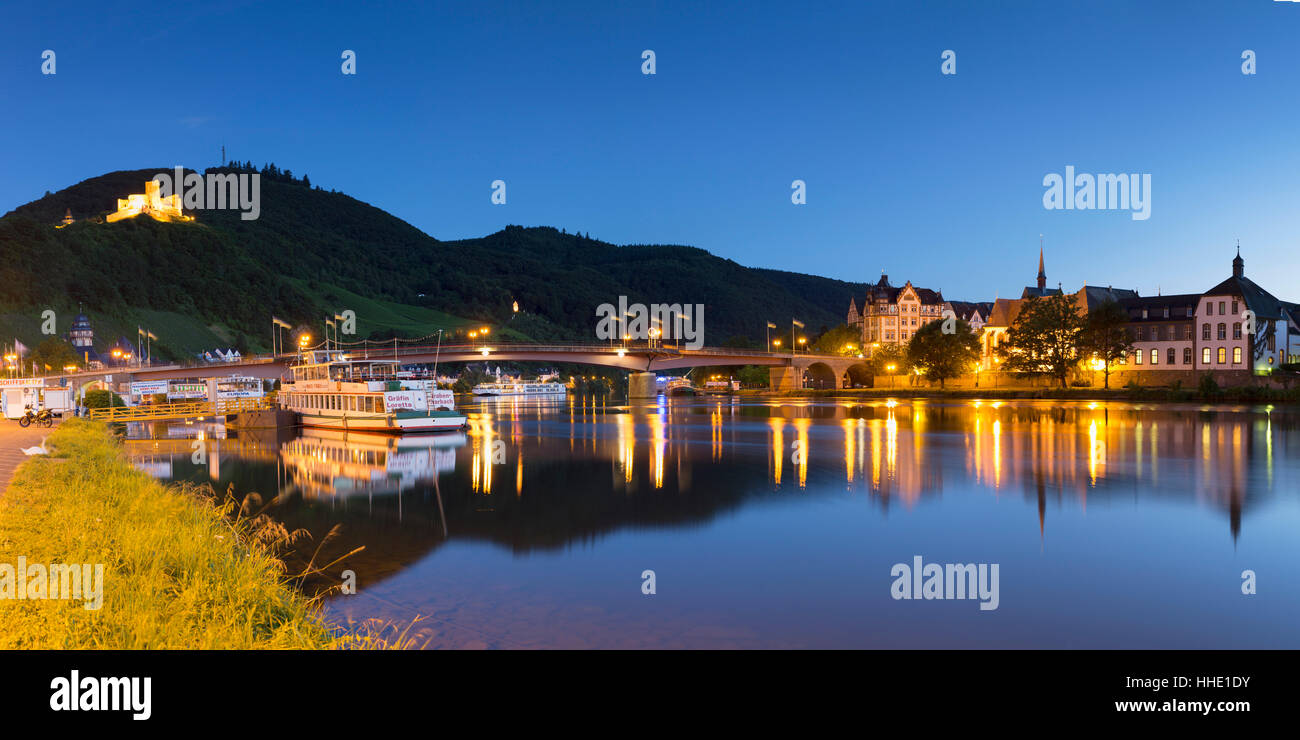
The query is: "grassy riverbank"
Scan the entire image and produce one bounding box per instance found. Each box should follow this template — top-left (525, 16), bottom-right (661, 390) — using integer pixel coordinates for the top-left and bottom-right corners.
top-left (0, 419), bottom-right (338, 649)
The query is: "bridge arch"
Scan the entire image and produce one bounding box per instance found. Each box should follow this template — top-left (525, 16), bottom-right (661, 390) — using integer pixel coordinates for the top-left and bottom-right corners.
top-left (803, 362), bottom-right (838, 390)
top-left (842, 362), bottom-right (872, 388)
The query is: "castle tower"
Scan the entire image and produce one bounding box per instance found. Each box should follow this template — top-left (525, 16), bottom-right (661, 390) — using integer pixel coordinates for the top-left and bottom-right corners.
top-left (1037, 247), bottom-right (1046, 290)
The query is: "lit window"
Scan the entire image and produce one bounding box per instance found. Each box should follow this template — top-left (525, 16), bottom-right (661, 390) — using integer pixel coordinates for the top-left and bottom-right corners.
top-left (1150, 349), bottom-right (1159, 365)
top-left (1233, 347), bottom-right (1242, 364)
top-left (1202, 347), bottom-right (1211, 364)
top-left (1135, 351), bottom-right (1143, 365)
top-left (1217, 347), bottom-right (1226, 364)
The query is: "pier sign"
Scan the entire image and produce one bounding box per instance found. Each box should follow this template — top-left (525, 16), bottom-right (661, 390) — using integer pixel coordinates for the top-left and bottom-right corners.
top-left (167, 383), bottom-right (207, 400)
top-left (130, 380), bottom-right (169, 397)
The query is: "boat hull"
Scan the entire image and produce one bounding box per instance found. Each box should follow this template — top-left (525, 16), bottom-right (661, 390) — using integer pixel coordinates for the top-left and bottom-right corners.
top-left (296, 411), bottom-right (466, 434)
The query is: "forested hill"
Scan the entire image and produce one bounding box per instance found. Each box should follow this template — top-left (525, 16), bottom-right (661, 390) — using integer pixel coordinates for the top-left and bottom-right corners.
top-left (0, 166), bottom-right (868, 358)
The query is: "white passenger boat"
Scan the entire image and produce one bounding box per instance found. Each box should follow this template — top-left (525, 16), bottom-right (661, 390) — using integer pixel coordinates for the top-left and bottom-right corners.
top-left (471, 381), bottom-right (567, 397)
top-left (279, 351), bottom-right (467, 433)
top-left (217, 375), bottom-right (266, 399)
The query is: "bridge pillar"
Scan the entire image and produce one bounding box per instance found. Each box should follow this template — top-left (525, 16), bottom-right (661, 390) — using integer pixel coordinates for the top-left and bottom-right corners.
top-left (768, 366), bottom-right (797, 391)
top-left (628, 371), bottom-right (657, 399)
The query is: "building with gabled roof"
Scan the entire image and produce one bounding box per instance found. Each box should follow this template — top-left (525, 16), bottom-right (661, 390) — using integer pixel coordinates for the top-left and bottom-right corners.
top-left (847, 272), bottom-right (946, 352)
top-left (1193, 248), bottom-right (1290, 373)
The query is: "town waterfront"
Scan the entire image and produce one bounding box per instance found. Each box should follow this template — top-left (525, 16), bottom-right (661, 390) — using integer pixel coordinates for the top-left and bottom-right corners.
top-left (123, 396), bottom-right (1300, 649)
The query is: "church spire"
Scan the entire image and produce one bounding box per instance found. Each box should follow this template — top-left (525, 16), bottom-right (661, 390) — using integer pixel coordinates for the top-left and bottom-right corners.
top-left (1037, 238), bottom-right (1046, 291)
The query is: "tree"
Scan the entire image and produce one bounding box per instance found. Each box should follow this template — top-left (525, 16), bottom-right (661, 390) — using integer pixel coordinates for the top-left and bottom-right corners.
top-left (865, 343), bottom-right (909, 381)
top-left (810, 324), bottom-right (862, 356)
top-left (1078, 299), bottom-right (1133, 389)
top-left (998, 293), bottom-right (1085, 388)
top-left (906, 318), bottom-right (980, 388)
top-left (737, 365), bottom-right (770, 387)
top-left (28, 337), bottom-right (79, 373)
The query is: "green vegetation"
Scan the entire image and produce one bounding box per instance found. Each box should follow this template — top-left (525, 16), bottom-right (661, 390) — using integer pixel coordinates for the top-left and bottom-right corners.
top-left (82, 389), bottom-right (125, 408)
top-left (0, 420), bottom-right (415, 649)
top-left (998, 293), bottom-right (1087, 388)
top-left (1079, 300), bottom-right (1134, 389)
top-left (906, 318), bottom-right (980, 388)
top-left (810, 324), bottom-right (862, 355)
top-left (0, 420), bottom-right (334, 648)
top-left (1, 165), bottom-right (868, 358)
top-left (25, 337), bottom-right (78, 373)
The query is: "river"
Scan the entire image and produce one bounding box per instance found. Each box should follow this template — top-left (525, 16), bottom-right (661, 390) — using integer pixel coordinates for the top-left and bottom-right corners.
top-left (122, 395), bottom-right (1300, 648)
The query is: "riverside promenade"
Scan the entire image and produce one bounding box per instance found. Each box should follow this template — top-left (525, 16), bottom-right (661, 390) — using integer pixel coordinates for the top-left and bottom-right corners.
top-left (0, 421), bottom-right (57, 495)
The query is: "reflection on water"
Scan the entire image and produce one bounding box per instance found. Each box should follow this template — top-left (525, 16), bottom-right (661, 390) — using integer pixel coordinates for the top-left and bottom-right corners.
top-left (124, 396), bottom-right (1300, 649)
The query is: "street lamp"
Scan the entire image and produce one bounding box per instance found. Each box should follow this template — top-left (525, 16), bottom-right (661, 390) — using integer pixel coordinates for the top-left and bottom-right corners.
top-left (886, 363), bottom-right (896, 389)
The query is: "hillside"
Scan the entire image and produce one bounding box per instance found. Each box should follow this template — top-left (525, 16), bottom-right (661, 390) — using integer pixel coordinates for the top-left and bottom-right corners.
top-left (0, 166), bottom-right (869, 360)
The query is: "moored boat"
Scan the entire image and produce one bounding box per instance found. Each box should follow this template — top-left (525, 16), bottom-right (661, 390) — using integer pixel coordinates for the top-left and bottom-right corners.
top-left (471, 381), bottom-right (567, 397)
top-left (279, 351), bottom-right (467, 433)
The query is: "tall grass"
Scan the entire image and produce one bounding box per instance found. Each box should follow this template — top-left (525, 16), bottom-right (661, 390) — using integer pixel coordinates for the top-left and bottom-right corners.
top-left (0, 419), bottom-right (380, 649)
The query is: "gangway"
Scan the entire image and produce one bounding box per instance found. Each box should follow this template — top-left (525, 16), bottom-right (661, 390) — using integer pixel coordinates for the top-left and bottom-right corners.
top-left (87, 397), bottom-right (273, 422)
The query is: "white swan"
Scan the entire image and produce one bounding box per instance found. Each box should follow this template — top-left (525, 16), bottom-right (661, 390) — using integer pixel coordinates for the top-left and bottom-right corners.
top-left (20, 437), bottom-right (48, 456)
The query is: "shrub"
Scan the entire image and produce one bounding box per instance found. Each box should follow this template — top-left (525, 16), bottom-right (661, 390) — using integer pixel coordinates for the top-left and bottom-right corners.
top-left (82, 389), bottom-right (125, 408)
top-left (1198, 373), bottom-right (1220, 398)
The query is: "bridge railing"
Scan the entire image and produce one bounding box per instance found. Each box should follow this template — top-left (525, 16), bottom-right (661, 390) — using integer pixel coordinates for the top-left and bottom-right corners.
top-left (87, 396), bottom-right (272, 422)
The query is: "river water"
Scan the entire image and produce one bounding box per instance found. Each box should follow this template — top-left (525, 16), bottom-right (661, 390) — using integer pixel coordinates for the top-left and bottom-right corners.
top-left (122, 396), bottom-right (1300, 648)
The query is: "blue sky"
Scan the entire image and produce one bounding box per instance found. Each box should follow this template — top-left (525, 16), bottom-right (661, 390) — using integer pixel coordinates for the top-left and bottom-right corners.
top-left (3, 0), bottom-right (1299, 302)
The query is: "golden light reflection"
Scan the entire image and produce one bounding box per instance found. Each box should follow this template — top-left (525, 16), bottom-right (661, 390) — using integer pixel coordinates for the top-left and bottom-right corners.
top-left (770, 417), bottom-right (784, 485)
top-left (617, 412), bottom-right (634, 485)
top-left (794, 418), bottom-right (810, 489)
top-left (1088, 419), bottom-right (1103, 486)
top-left (843, 419), bottom-right (855, 484)
top-left (870, 421), bottom-right (882, 489)
top-left (885, 408), bottom-right (898, 478)
top-left (468, 414), bottom-right (496, 494)
top-left (516, 449), bottom-right (523, 497)
top-left (650, 412), bottom-right (666, 490)
top-left (991, 419), bottom-right (1001, 488)
top-left (711, 405), bottom-right (723, 461)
